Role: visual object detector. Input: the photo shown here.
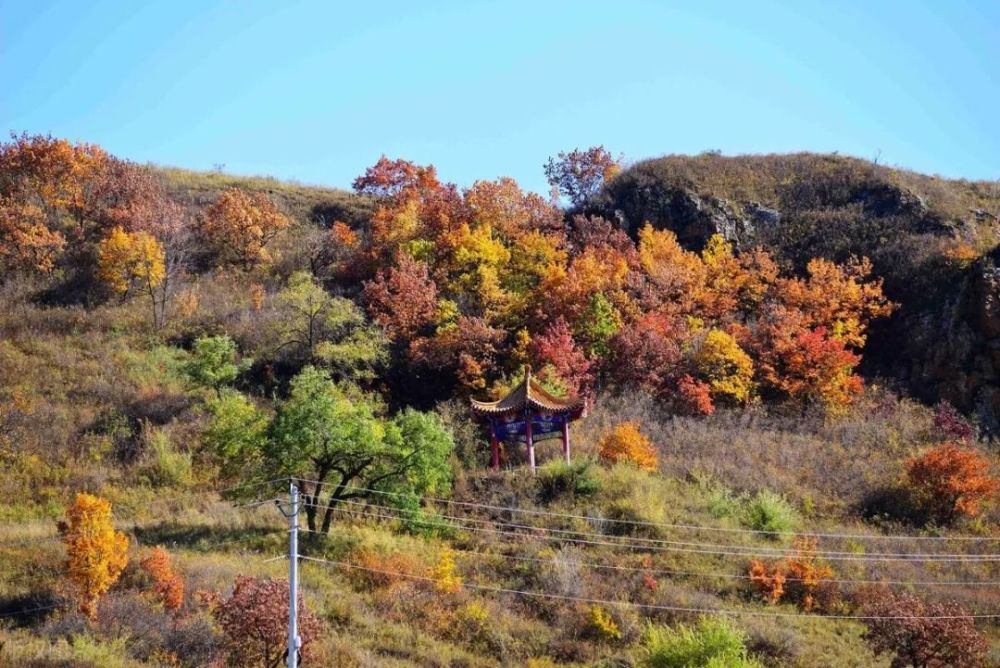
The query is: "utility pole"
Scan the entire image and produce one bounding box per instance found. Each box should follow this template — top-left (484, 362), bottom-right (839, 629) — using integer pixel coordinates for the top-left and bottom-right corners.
top-left (277, 481), bottom-right (301, 668)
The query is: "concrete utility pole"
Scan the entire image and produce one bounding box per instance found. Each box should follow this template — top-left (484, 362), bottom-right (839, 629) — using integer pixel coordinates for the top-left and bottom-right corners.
top-left (279, 481), bottom-right (301, 668)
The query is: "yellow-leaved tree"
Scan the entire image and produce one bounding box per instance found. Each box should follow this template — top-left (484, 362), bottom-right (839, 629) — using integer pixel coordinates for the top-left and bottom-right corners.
top-left (599, 421), bottom-right (659, 472)
top-left (57, 493), bottom-right (129, 618)
top-left (96, 226), bottom-right (167, 326)
top-left (693, 328), bottom-right (756, 404)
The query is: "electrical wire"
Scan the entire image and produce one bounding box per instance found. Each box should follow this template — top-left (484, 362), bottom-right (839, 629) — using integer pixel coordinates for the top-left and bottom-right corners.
top-left (298, 498), bottom-right (1000, 563)
top-left (294, 554), bottom-right (1000, 620)
top-left (293, 526), bottom-right (1000, 587)
top-left (291, 478), bottom-right (1000, 542)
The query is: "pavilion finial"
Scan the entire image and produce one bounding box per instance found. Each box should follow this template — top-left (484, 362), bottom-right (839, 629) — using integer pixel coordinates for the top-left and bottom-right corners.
top-left (524, 364), bottom-right (532, 383)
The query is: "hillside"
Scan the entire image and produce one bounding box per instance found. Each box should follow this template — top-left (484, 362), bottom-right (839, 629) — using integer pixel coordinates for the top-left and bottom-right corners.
top-left (2, 137), bottom-right (1000, 667)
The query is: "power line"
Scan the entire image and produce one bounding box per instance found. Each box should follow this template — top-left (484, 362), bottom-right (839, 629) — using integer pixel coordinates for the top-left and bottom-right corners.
top-left (290, 478), bottom-right (1000, 543)
top-left (294, 527), bottom-right (1000, 587)
top-left (302, 500), bottom-right (1000, 563)
top-left (323, 498), bottom-right (1000, 559)
top-left (294, 554), bottom-right (1000, 620)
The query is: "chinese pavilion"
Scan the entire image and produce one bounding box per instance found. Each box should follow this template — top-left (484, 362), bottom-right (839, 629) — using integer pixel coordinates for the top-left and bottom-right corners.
top-left (470, 367), bottom-right (588, 473)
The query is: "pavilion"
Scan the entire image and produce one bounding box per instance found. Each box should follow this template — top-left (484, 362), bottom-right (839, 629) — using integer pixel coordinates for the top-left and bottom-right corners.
top-left (470, 367), bottom-right (588, 474)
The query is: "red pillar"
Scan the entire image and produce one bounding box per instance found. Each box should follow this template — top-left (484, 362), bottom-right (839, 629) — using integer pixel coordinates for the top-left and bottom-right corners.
top-left (562, 420), bottom-right (571, 464)
top-left (489, 422), bottom-right (500, 471)
top-left (525, 413), bottom-right (535, 474)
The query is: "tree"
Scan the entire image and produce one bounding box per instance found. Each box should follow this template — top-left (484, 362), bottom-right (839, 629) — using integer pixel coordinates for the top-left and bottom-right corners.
top-left (202, 187), bottom-right (290, 269)
top-left (532, 316), bottom-right (592, 397)
top-left (57, 493), bottom-right (129, 618)
top-left (0, 196), bottom-right (65, 273)
top-left (272, 271), bottom-right (388, 381)
top-left (184, 335), bottom-right (250, 396)
top-left (544, 146), bottom-right (621, 207)
top-left (363, 253), bottom-right (439, 341)
top-left (693, 328), bottom-right (755, 404)
top-left (607, 313), bottom-right (686, 398)
top-left (577, 292), bottom-right (622, 357)
top-left (465, 176), bottom-right (562, 237)
top-left (96, 226), bottom-right (167, 325)
top-left (140, 546), bottom-right (184, 612)
top-left (264, 366), bottom-right (453, 533)
top-left (906, 443), bottom-right (1000, 524)
top-left (859, 588), bottom-right (986, 668)
top-left (408, 316), bottom-right (507, 394)
top-left (203, 391), bottom-right (269, 479)
top-left (599, 422), bottom-right (658, 471)
top-left (208, 575), bottom-right (322, 668)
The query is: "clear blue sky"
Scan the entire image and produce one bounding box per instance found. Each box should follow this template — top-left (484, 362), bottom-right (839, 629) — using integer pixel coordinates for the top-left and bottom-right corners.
top-left (2, 0), bottom-right (997, 194)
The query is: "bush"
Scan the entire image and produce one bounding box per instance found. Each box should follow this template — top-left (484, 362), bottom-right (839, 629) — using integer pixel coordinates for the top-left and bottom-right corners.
top-left (599, 422), bottom-right (659, 471)
top-left (859, 587), bottom-right (987, 668)
top-left (740, 490), bottom-right (798, 536)
top-left (642, 617), bottom-right (763, 667)
top-left (906, 442), bottom-right (999, 525)
top-left (538, 459), bottom-right (602, 501)
top-left (136, 424), bottom-right (192, 488)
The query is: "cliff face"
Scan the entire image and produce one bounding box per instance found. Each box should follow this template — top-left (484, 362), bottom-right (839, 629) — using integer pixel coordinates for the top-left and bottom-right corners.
top-left (589, 152), bottom-right (1000, 426)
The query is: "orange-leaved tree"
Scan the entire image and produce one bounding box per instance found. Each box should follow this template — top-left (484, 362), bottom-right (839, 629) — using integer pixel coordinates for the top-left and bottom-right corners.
top-left (57, 493), bottom-right (129, 618)
top-left (598, 421), bottom-right (658, 471)
top-left (140, 545), bottom-right (184, 613)
top-left (202, 187), bottom-right (290, 269)
top-left (96, 226), bottom-right (167, 325)
top-left (906, 443), bottom-right (1000, 525)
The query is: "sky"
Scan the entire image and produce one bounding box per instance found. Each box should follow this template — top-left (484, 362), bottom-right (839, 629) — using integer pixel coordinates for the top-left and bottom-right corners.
top-left (2, 0), bottom-right (998, 194)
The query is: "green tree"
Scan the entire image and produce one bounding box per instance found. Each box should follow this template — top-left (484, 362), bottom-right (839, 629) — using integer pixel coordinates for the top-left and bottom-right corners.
top-left (203, 391), bottom-right (269, 479)
top-left (185, 335), bottom-right (250, 396)
top-left (272, 271), bottom-right (388, 382)
top-left (265, 366), bottom-right (453, 534)
top-left (642, 617), bottom-right (763, 668)
top-left (577, 292), bottom-right (621, 357)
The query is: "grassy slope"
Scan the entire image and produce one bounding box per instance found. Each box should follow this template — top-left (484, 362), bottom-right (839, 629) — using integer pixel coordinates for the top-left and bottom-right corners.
top-left (3, 156), bottom-right (1000, 666)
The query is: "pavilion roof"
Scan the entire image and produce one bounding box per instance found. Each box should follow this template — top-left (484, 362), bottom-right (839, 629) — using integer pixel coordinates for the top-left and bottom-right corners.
top-left (470, 367), bottom-right (587, 419)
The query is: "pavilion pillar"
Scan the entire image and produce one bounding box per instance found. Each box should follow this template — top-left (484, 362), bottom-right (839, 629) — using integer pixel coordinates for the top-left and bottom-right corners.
top-left (562, 420), bottom-right (571, 464)
top-left (489, 422), bottom-right (500, 471)
top-left (525, 412), bottom-right (535, 474)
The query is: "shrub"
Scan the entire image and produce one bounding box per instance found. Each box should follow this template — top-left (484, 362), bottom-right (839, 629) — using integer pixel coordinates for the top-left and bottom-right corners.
top-left (57, 493), bottom-right (129, 618)
top-left (139, 546), bottom-right (184, 612)
top-left (599, 422), bottom-right (659, 471)
top-left (538, 459), bottom-right (602, 501)
top-left (906, 442), bottom-right (999, 524)
top-left (642, 617), bottom-right (763, 667)
top-left (208, 575), bottom-right (323, 668)
top-left (586, 605), bottom-right (623, 643)
top-left (137, 424), bottom-right (193, 488)
top-left (859, 587), bottom-right (987, 668)
top-left (748, 538), bottom-right (836, 612)
top-left (932, 401), bottom-right (975, 442)
top-left (740, 490), bottom-right (798, 536)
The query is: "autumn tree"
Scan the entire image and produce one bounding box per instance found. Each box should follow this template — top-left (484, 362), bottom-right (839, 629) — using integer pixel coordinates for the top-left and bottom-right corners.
top-left (202, 187), bottom-right (290, 269)
top-left (57, 493), bottom-right (129, 618)
top-left (532, 316), bottom-right (592, 397)
top-left (859, 587), bottom-right (987, 668)
top-left (906, 443), bottom-right (1000, 525)
top-left (607, 313), bottom-right (686, 398)
top-left (465, 176), bottom-right (562, 238)
top-left (96, 226), bottom-right (167, 325)
top-left (599, 421), bottom-right (658, 471)
top-left (363, 253), bottom-right (439, 341)
top-left (692, 328), bottom-right (755, 404)
top-left (140, 546), bottom-right (184, 612)
top-left (0, 196), bottom-right (65, 273)
top-left (408, 316), bottom-right (507, 394)
top-left (208, 575), bottom-right (322, 668)
top-left (544, 146), bottom-right (621, 207)
top-left (271, 271), bottom-right (388, 381)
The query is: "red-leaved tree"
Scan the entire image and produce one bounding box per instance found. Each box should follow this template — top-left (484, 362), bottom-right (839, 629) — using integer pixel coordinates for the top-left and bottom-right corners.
top-left (205, 576), bottom-right (322, 668)
top-left (532, 316), bottom-right (592, 397)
